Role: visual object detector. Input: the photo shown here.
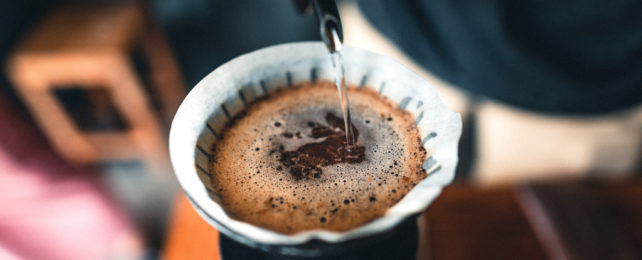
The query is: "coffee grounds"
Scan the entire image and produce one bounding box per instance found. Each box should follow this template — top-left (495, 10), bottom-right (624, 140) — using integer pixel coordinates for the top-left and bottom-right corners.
top-left (280, 113), bottom-right (365, 179)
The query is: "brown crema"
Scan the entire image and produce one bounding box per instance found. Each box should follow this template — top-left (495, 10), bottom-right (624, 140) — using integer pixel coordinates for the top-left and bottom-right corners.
top-left (210, 80), bottom-right (427, 234)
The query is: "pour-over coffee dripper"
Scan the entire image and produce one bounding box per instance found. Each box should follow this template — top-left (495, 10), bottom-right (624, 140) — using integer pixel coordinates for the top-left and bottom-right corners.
top-left (169, 42), bottom-right (462, 258)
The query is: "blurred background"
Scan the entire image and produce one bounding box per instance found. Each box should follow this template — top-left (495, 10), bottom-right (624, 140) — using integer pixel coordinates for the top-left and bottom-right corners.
top-left (0, 0), bottom-right (640, 259)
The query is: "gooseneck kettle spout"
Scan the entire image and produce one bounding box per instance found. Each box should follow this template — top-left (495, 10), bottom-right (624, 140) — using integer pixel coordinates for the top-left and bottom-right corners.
top-left (294, 0), bottom-right (344, 53)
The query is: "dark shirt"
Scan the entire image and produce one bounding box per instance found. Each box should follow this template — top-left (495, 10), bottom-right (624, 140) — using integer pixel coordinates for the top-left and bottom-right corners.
top-left (359, 0), bottom-right (642, 114)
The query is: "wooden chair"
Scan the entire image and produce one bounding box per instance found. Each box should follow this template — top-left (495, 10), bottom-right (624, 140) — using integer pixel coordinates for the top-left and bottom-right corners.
top-left (7, 2), bottom-right (185, 174)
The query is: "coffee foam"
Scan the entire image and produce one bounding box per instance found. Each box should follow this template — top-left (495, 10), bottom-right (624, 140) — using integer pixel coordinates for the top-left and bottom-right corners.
top-left (210, 80), bottom-right (426, 234)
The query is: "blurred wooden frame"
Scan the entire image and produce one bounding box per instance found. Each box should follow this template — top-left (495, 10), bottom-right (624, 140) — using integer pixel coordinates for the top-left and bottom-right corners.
top-left (7, 2), bottom-right (185, 173)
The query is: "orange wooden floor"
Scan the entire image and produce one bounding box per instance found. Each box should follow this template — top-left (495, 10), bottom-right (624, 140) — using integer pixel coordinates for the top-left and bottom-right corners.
top-left (163, 195), bottom-right (221, 260)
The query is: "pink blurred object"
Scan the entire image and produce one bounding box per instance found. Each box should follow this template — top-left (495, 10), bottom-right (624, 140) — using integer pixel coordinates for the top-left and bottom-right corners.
top-left (0, 92), bottom-right (142, 260)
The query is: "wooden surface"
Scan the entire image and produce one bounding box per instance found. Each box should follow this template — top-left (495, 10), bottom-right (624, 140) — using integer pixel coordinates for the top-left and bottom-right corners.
top-left (517, 180), bottom-right (642, 260)
top-left (422, 184), bottom-right (547, 260)
top-left (596, 180), bottom-right (642, 246)
top-left (163, 179), bottom-right (642, 259)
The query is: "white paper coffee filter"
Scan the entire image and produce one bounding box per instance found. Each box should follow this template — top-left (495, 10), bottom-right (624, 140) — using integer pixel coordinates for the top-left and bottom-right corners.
top-left (169, 42), bottom-right (462, 246)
